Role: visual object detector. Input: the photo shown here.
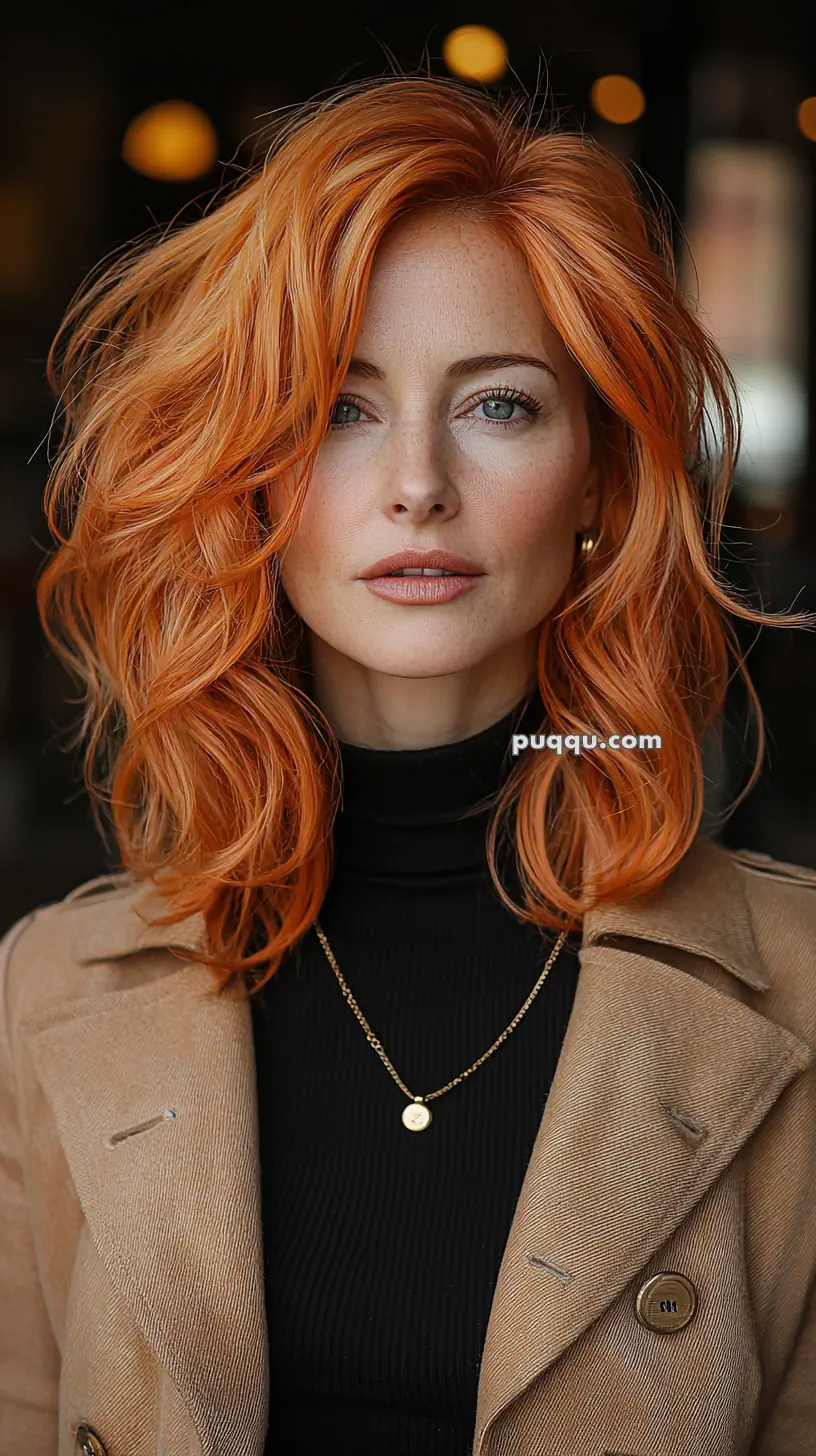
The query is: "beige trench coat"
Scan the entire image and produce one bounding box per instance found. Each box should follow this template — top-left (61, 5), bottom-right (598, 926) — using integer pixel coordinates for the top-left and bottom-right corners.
top-left (1, 834), bottom-right (815, 1456)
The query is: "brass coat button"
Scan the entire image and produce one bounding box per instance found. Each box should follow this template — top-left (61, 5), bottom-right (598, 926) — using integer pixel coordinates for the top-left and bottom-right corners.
top-left (635, 1271), bottom-right (698, 1332)
top-left (75, 1423), bottom-right (108, 1455)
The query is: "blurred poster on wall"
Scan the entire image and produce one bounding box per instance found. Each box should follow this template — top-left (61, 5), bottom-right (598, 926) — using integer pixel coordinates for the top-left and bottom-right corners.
top-left (680, 138), bottom-right (811, 505)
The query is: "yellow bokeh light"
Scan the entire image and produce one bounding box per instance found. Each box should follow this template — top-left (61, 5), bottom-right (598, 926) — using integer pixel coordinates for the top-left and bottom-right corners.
top-left (443, 26), bottom-right (508, 84)
top-left (122, 101), bottom-right (218, 182)
top-left (591, 74), bottom-right (646, 125)
top-left (797, 96), bottom-right (816, 141)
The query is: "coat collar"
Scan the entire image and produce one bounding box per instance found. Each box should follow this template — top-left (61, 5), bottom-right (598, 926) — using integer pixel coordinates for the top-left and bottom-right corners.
top-left (67, 834), bottom-right (769, 991)
top-left (19, 837), bottom-right (811, 1456)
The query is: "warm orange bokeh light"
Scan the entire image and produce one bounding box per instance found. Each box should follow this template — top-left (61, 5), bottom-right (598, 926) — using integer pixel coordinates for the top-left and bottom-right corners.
top-left (442, 26), bottom-right (508, 84)
top-left (797, 96), bottom-right (816, 141)
top-left (591, 74), bottom-right (646, 125)
top-left (122, 101), bottom-right (218, 182)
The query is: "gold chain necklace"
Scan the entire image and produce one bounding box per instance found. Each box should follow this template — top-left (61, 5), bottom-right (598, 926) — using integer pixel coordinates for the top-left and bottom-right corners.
top-left (312, 920), bottom-right (569, 1132)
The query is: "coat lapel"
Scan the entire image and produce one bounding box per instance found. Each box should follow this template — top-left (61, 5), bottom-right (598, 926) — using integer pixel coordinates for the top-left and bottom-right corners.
top-left (17, 838), bottom-right (814, 1456)
top-left (473, 837), bottom-right (814, 1452)
top-left (19, 919), bottom-right (267, 1456)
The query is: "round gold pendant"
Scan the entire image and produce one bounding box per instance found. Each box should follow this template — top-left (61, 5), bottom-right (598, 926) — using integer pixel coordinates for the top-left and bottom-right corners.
top-left (402, 1100), bottom-right (432, 1131)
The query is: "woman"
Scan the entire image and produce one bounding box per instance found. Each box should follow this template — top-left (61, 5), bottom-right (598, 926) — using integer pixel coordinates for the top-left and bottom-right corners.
top-left (1, 73), bottom-right (814, 1456)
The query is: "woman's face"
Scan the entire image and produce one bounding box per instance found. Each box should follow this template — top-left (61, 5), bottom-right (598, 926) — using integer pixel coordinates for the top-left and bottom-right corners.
top-left (278, 207), bottom-right (600, 744)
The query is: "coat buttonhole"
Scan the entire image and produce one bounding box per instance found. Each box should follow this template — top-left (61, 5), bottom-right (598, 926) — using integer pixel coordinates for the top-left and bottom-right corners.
top-left (102, 1108), bottom-right (178, 1148)
top-left (663, 1103), bottom-right (707, 1146)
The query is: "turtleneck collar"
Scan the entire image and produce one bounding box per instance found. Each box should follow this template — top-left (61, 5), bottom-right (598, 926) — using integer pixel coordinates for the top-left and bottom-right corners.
top-left (331, 688), bottom-right (546, 881)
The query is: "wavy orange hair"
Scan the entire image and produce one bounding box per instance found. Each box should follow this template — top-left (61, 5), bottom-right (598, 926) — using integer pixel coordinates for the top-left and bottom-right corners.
top-left (36, 72), bottom-right (813, 999)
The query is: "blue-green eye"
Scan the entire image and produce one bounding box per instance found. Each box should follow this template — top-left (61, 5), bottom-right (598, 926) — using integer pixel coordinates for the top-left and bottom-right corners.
top-left (330, 397), bottom-right (365, 427)
top-left (468, 386), bottom-right (542, 427)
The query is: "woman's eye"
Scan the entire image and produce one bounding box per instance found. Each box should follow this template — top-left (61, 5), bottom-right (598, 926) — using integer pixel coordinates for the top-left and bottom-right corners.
top-left (328, 386), bottom-right (542, 430)
top-left (330, 397), bottom-right (367, 428)
top-left (467, 390), bottom-right (541, 427)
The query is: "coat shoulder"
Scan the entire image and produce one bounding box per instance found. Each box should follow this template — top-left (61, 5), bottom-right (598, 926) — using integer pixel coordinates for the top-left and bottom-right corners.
top-left (727, 845), bottom-right (816, 889)
top-left (0, 872), bottom-right (189, 1051)
top-left (724, 845), bottom-right (816, 1038)
top-left (726, 845), bottom-right (816, 933)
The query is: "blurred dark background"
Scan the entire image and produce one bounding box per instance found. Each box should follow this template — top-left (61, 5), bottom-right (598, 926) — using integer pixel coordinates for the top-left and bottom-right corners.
top-left (1, 0), bottom-right (815, 932)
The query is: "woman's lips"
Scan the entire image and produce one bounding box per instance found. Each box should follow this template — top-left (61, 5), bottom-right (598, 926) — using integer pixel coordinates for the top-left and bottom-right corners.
top-left (361, 573), bottom-right (483, 603)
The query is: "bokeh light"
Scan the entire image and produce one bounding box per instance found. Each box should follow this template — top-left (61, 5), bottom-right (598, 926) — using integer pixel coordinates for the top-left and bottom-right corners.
top-left (122, 101), bottom-right (218, 181)
top-left (590, 74), bottom-right (646, 125)
top-left (442, 26), bottom-right (508, 84)
top-left (797, 96), bottom-right (816, 141)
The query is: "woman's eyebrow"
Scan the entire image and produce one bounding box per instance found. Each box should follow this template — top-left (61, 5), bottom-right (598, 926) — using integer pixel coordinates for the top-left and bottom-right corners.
top-left (344, 353), bottom-right (558, 382)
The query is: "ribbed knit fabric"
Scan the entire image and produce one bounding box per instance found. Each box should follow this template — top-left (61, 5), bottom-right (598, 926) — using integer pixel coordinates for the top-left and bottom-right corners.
top-left (250, 688), bottom-right (582, 1456)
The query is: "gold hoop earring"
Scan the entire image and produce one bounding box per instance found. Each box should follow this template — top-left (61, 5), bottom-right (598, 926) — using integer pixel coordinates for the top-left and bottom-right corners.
top-left (580, 531), bottom-right (598, 558)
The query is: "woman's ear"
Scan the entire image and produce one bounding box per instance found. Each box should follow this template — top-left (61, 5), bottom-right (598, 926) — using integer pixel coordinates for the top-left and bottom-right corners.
top-left (578, 455), bottom-right (602, 533)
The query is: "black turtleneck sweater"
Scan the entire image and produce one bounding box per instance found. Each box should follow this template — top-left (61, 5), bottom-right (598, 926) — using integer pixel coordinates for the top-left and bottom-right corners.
top-left (250, 690), bottom-right (582, 1456)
